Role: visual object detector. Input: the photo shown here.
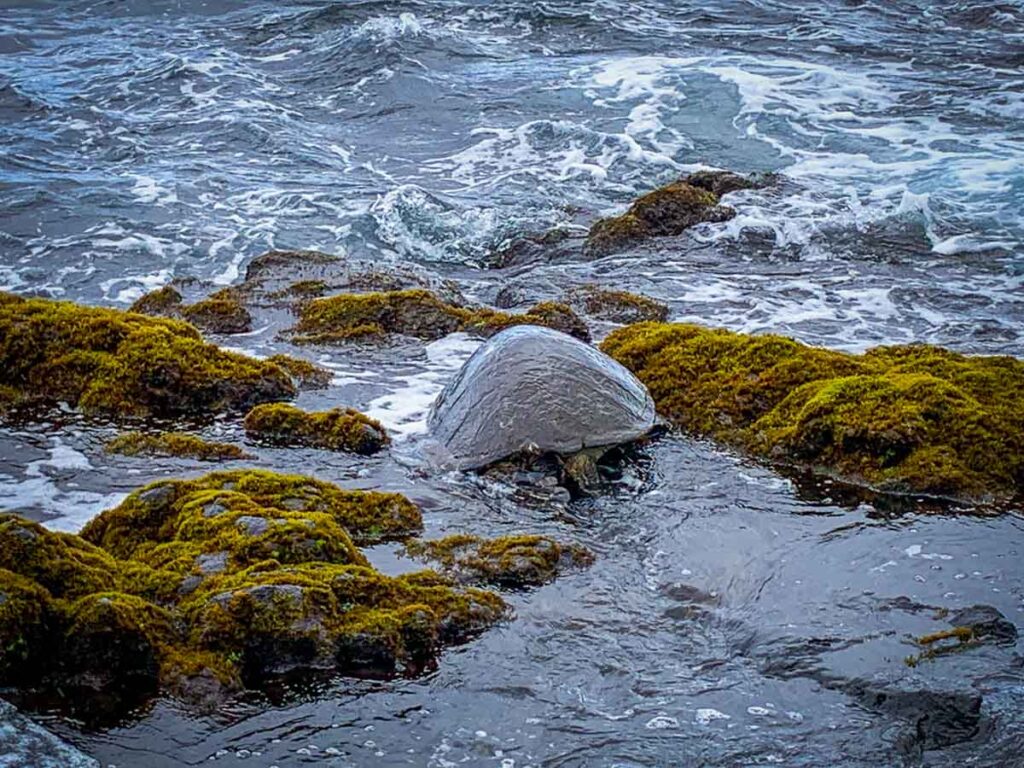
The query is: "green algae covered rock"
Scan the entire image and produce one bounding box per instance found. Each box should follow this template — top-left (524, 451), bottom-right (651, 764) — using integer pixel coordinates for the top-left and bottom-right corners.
top-left (131, 286), bottom-right (253, 335)
top-left (584, 181), bottom-right (734, 257)
top-left (565, 284), bottom-right (669, 324)
top-left (244, 403), bottom-right (389, 454)
top-left (265, 354), bottom-right (333, 389)
top-left (404, 534), bottom-right (594, 588)
top-left (81, 470), bottom-right (422, 554)
top-left (0, 569), bottom-right (57, 683)
top-left (0, 292), bottom-right (294, 418)
top-left (601, 323), bottom-right (1024, 502)
top-left (106, 431), bottom-right (253, 461)
top-left (290, 289), bottom-right (590, 344)
top-left (0, 470), bottom-right (523, 714)
top-left (0, 515), bottom-right (120, 599)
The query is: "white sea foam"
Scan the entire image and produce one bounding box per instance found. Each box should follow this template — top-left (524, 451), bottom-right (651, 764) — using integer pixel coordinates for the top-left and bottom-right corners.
top-left (0, 437), bottom-right (126, 533)
top-left (364, 334), bottom-right (480, 439)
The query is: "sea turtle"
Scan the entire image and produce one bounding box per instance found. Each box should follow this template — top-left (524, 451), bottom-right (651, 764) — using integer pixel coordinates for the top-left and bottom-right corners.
top-left (426, 325), bottom-right (659, 495)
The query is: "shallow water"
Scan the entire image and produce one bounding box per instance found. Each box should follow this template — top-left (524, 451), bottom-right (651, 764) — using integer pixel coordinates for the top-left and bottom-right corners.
top-left (1, 1), bottom-right (1023, 766)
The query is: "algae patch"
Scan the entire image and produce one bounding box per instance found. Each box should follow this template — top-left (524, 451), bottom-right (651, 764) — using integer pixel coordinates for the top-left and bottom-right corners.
top-left (290, 289), bottom-right (590, 344)
top-left (0, 470), bottom-right (525, 714)
top-left (244, 403), bottom-right (389, 454)
top-left (404, 534), bottom-right (594, 588)
top-left (601, 322), bottom-right (1024, 502)
top-left (106, 432), bottom-right (253, 461)
top-left (132, 286), bottom-right (253, 335)
top-left (0, 292), bottom-right (294, 418)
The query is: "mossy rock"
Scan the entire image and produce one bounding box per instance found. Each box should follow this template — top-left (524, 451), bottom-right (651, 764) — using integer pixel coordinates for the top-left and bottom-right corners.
top-left (59, 592), bottom-right (173, 700)
top-left (0, 515), bottom-right (120, 599)
top-left (0, 293), bottom-right (294, 418)
top-left (2, 469), bottom-right (601, 711)
top-left (266, 354), bottom-right (333, 390)
top-left (0, 568), bottom-right (57, 683)
top-left (81, 470), bottom-right (422, 557)
top-left (565, 285), bottom-right (669, 324)
top-left (106, 431), bottom-right (252, 461)
top-left (584, 181), bottom-right (735, 257)
top-left (181, 289), bottom-right (252, 334)
top-left (244, 403), bottom-right (389, 454)
top-left (132, 286), bottom-right (253, 335)
top-left (404, 534), bottom-right (594, 588)
top-left (602, 323), bottom-right (1024, 502)
top-left (290, 289), bottom-right (590, 344)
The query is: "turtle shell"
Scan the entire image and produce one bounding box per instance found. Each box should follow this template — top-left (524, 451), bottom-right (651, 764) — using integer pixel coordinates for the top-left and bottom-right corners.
top-left (427, 325), bottom-right (657, 470)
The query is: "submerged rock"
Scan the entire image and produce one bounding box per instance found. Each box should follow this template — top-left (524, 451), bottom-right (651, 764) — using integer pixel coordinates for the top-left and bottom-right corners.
top-left (0, 292), bottom-right (294, 419)
top-left (428, 326), bottom-right (658, 484)
top-left (244, 403), bottom-right (389, 454)
top-left (404, 534), bottom-right (593, 588)
top-left (0, 698), bottom-right (99, 768)
top-left (602, 322), bottom-right (1024, 503)
top-left (106, 431), bottom-right (252, 461)
top-left (290, 289), bottom-right (590, 344)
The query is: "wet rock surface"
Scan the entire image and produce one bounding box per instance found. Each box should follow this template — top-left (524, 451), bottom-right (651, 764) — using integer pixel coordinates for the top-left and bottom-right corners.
top-left (0, 699), bottom-right (98, 768)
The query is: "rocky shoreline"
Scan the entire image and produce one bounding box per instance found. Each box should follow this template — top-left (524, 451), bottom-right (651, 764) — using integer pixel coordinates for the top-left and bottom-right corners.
top-left (1, 171), bottom-right (1021, 740)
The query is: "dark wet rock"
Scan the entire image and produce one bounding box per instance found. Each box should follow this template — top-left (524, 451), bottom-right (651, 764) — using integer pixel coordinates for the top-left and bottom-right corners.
top-left (485, 227), bottom-right (579, 269)
top-left (289, 288), bottom-right (591, 344)
top-left (683, 169), bottom-right (769, 197)
top-left (429, 326), bottom-right (657, 473)
top-left (0, 698), bottom-right (99, 768)
top-left (240, 249), bottom-right (466, 307)
top-left (603, 322), bottom-right (1024, 503)
top-left (0, 292), bottom-right (294, 419)
top-left (845, 679), bottom-right (983, 752)
top-left (243, 403), bottom-right (389, 454)
top-left (564, 284), bottom-right (669, 324)
top-left (404, 534), bottom-right (593, 588)
top-left (948, 605), bottom-right (1018, 644)
top-left (583, 181), bottom-right (735, 257)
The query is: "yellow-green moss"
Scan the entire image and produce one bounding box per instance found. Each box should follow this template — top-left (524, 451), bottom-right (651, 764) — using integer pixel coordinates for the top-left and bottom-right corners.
top-left (404, 534), bottom-right (594, 588)
top-left (266, 354), bottom-right (333, 390)
top-left (0, 514), bottom-right (120, 599)
top-left (291, 289), bottom-right (590, 344)
top-left (244, 403), bottom-right (389, 454)
top-left (129, 285), bottom-right (183, 316)
top-left (0, 568), bottom-right (56, 681)
top-left (0, 293), bottom-right (295, 418)
top-left (0, 469), bottom-right (567, 708)
top-left (106, 431), bottom-right (253, 461)
top-left (567, 285), bottom-right (669, 324)
top-left (584, 182), bottom-right (733, 256)
top-left (601, 323), bottom-right (1024, 502)
top-left (81, 470), bottom-right (422, 557)
top-left (181, 288), bottom-right (252, 335)
top-left (132, 286), bottom-right (252, 335)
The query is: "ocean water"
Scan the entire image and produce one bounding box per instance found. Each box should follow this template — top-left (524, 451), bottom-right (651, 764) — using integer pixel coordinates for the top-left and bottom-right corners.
top-left (1, 1), bottom-right (1023, 766)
